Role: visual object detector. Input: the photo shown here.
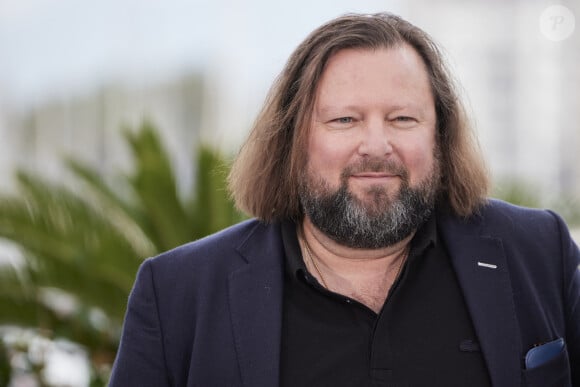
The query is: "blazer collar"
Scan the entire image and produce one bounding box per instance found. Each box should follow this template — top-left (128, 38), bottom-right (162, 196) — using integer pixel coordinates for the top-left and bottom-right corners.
top-left (228, 221), bottom-right (285, 387)
top-left (438, 212), bottom-right (522, 387)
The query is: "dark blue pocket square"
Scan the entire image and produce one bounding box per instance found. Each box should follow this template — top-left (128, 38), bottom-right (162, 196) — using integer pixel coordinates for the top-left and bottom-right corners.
top-left (525, 338), bottom-right (565, 369)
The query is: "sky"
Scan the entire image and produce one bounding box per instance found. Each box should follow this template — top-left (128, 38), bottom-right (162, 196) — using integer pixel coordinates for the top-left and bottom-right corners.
top-left (0, 0), bottom-right (405, 107)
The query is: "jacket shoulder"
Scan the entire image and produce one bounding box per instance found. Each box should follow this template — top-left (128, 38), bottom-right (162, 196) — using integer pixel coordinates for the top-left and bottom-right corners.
top-left (474, 198), bottom-right (567, 240)
top-left (140, 219), bottom-right (281, 285)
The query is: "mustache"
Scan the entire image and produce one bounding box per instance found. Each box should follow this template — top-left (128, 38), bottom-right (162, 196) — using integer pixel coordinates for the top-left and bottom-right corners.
top-left (340, 158), bottom-right (408, 179)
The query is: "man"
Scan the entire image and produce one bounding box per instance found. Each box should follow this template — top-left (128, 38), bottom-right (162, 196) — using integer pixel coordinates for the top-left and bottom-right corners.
top-left (110, 13), bottom-right (580, 386)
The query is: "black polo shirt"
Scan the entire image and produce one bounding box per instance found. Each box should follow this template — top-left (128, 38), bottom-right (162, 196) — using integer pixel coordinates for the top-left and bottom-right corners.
top-left (279, 216), bottom-right (491, 387)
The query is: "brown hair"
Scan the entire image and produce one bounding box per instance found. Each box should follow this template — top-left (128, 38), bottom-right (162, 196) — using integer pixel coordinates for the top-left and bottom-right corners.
top-left (228, 12), bottom-right (489, 221)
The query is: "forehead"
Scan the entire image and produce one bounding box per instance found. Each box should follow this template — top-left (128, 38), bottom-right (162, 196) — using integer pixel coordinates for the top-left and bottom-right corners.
top-left (314, 45), bottom-right (433, 110)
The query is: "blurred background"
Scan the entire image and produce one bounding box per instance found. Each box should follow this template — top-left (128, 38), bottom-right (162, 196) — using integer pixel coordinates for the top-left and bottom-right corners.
top-left (0, 0), bottom-right (578, 385)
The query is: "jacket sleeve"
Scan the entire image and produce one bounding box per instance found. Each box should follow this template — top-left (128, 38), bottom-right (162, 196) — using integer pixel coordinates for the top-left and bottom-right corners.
top-left (555, 212), bottom-right (580, 385)
top-left (109, 259), bottom-right (169, 386)
top-left (565, 241), bottom-right (580, 385)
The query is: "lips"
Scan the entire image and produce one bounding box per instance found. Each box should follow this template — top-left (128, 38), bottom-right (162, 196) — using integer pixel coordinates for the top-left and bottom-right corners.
top-left (351, 172), bottom-right (398, 178)
top-left (341, 158), bottom-right (408, 181)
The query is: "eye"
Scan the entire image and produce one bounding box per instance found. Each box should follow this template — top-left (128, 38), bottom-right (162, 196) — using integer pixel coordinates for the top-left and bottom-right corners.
top-left (333, 117), bottom-right (354, 124)
top-left (391, 116), bottom-right (419, 128)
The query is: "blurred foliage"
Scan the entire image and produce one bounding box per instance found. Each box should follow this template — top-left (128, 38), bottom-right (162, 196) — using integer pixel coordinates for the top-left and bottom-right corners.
top-left (493, 179), bottom-right (543, 209)
top-left (0, 338), bottom-right (10, 387)
top-left (493, 178), bottom-right (580, 226)
top-left (551, 195), bottom-right (580, 227)
top-left (0, 121), bottom-right (244, 385)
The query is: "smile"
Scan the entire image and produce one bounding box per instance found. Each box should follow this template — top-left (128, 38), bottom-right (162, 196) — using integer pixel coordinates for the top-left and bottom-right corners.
top-left (350, 173), bottom-right (399, 183)
top-left (350, 172), bottom-right (399, 179)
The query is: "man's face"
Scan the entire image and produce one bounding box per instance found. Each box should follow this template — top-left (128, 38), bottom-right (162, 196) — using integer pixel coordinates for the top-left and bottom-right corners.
top-left (300, 45), bottom-right (440, 248)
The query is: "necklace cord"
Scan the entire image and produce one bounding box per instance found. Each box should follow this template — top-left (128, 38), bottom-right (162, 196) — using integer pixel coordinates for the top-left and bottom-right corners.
top-left (298, 227), bottom-right (410, 291)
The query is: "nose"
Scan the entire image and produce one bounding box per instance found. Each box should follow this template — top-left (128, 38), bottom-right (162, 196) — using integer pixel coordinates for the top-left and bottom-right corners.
top-left (357, 118), bottom-right (393, 157)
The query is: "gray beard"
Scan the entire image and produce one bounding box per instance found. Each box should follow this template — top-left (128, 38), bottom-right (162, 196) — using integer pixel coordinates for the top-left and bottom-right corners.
top-left (299, 160), bottom-right (439, 249)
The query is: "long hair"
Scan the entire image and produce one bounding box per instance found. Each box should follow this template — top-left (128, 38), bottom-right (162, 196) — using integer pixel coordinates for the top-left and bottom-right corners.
top-left (228, 12), bottom-right (489, 221)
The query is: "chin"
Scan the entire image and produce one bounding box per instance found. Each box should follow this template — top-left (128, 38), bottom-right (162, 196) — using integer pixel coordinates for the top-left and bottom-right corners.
top-left (352, 184), bottom-right (398, 200)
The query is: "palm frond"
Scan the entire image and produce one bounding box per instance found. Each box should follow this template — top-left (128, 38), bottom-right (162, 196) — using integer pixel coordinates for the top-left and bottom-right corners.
top-left (124, 122), bottom-right (195, 250)
top-left (0, 121), bottom-right (243, 385)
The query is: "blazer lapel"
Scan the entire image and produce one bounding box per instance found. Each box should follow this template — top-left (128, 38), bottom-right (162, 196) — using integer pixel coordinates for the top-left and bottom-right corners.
top-left (228, 222), bottom-right (285, 387)
top-left (438, 215), bottom-right (522, 387)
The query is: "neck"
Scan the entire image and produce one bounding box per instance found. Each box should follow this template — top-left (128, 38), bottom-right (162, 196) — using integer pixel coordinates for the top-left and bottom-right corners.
top-left (299, 217), bottom-right (415, 313)
top-left (301, 216), bottom-right (414, 263)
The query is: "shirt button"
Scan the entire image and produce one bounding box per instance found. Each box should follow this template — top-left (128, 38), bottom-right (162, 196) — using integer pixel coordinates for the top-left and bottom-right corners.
top-left (345, 299), bottom-right (352, 304)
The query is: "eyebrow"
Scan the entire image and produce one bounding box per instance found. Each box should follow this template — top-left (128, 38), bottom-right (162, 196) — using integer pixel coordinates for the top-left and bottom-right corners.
top-left (315, 104), bottom-right (423, 116)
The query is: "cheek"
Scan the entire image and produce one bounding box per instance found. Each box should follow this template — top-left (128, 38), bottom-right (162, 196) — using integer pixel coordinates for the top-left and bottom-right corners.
top-left (403, 139), bottom-right (437, 183)
top-left (308, 133), bottom-right (355, 178)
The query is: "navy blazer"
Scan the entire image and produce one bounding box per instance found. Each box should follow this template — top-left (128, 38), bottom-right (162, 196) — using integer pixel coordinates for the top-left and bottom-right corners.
top-left (110, 200), bottom-right (580, 386)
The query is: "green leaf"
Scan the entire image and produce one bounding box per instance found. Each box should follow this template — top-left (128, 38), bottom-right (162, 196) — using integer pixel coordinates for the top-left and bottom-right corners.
top-left (0, 120), bottom-right (243, 384)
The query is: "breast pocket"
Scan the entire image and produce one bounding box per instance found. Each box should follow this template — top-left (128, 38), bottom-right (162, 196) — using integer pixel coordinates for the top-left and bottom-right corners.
top-left (522, 340), bottom-right (571, 387)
